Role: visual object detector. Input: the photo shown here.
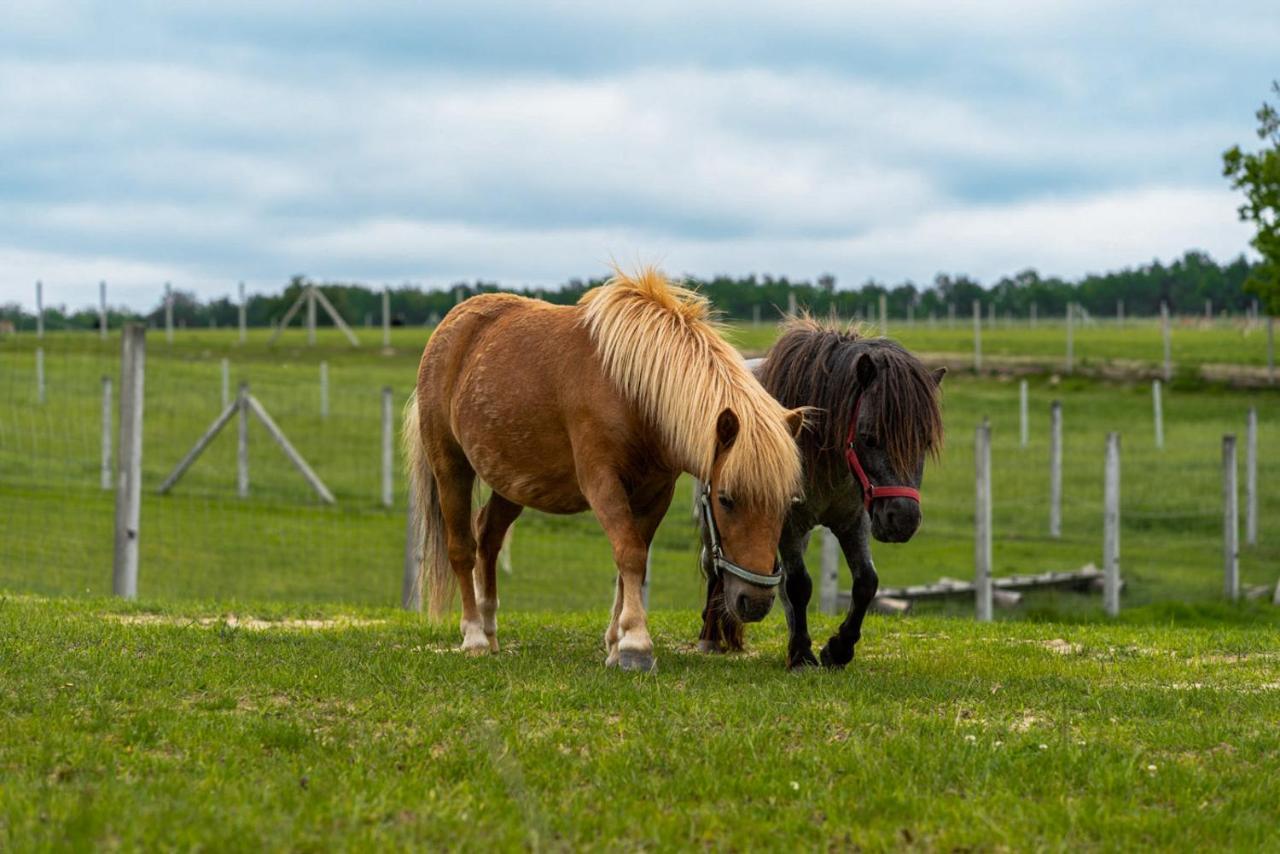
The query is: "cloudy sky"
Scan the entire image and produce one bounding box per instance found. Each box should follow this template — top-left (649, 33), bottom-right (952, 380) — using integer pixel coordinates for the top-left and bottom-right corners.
top-left (2, 1), bottom-right (1275, 310)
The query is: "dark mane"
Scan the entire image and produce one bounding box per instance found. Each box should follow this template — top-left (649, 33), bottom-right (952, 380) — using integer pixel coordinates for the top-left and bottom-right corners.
top-left (757, 315), bottom-right (943, 479)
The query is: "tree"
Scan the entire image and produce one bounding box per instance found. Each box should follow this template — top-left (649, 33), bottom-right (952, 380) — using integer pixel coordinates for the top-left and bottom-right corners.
top-left (1223, 80), bottom-right (1280, 314)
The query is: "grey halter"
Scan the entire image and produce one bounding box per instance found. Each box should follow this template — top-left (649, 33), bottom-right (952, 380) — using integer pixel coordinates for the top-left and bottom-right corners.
top-left (699, 485), bottom-right (783, 588)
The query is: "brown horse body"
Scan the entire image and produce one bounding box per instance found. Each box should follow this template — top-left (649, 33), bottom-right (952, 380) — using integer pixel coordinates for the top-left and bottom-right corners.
top-left (404, 270), bottom-right (803, 670)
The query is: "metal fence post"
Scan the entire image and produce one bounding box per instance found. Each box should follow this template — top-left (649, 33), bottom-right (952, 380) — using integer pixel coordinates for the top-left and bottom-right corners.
top-left (319, 361), bottom-right (329, 418)
top-left (972, 300), bottom-right (982, 373)
top-left (35, 347), bottom-right (45, 404)
top-left (382, 386), bottom-right (394, 508)
top-left (1104, 432), bottom-right (1121, 616)
top-left (1049, 400), bottom-right (1062, 538)
top-left (820, 528), bottom-right (839, 615)
top-left (101, 376), bottom-right (113, 490)
top-left (402, 484), bottom-right (422, 611)
top-left (237, 382), bottom-right (249, 498)
top-left (1246, 408), bottom-right (1257, 547)
top-left (1019, 380), bottom-right (1028, 448)
top-left (975, 420), bottom-right (992, 622)
top-left (1152, 379), bottom-right (1164, 450)
top-left (113, 324), bottom-right (146, 598)
top-left (1223, 434), bottom-right (1238, 602)
top-left (1161, 301), bottom-right (1172, 381)
top-left (238, 281), bottom-right (247, 344)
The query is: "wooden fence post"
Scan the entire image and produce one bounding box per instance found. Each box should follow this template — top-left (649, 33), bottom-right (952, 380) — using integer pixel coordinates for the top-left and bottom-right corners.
top-left (1030, 302), bottom-right (1037, 328)
top-left (221, 358), bottom-right (230, 408)
top-left (879, 294), bottom-right (888, 336)
top-left (382, 286), bottom-right (391, 350)
top-left (238, 281), bottom-right (247, 344)
top-left (306, 287), bottom-right (317, 346)
top-left (35, 280), bottom-right (43, 338)
top-left (787, 291), bottom-right (797, 317)
top-left (820, 528), bottom-right (839, 615)
top-left (402, 484), bottom-right (422, 611)
top-left (948, 302), bottom-right (956, 329)
top-left (319, 361), bottom-right (329, 418)
top-left (237, 382), bottom-right (249, 498)
top-left (1161, 301), bottom-right (1172, 381)
top-left (35, 347), bottom-right (45, 404)
top-left (1116, 299), bottom-right (1124, 328)
top-left (975, 420), bottom-right (993, 622)
top-left (972, 300), bottom-right (982, 374)
top-left (1049, 400), bottom-right (1062, 538)
top-left (1152, 379), bottom-right (1164, 450)
top-left (752, 304), bottom-right (761, 325)
top-left (1104, 432), bottom-right (1120, 617)
top-left (1019, 380), bottom-right (1028, 448)
top-left (164, 282), bottom-right (174, 344)
top-left (1065, 302), bottom-right (1075, 374)
top-left (1246, 408), bottom-right (1257, 547)
top-left (113, 324), bottom-right (146, 598)
top-left (101, 376), bottom-right (113, 490)
top-left (99, 280), bottom-right (108, 340)
top-left (382, 386), bottom-right (394, 508)
top-left (1223, 434), bottom-right (1239, 602)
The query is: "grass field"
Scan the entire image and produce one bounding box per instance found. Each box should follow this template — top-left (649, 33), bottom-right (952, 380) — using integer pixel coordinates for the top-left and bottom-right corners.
top-left (2, 596), bottom-right (1278, 849)
top-left (2, 326), bottom-right (1278, 620)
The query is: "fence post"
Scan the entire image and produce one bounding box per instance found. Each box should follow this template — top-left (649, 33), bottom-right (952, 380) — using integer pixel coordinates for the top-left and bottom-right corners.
top-left (974, 420), bottom-right (993, 622)
top-left (237, 382), bottom-right (249, 498)
top-left (164, 282), bottom-right (174, 344)
top-left (1049, 400), bottom-right (1062, 538)
top-left (35, 280), bottom-right (43, 338)
top-left (1030, 302), bottom-right (1037, 328)
top-left (35, 347), bottom-right (45, 404)
top-left (1161, 301), bottom-right (1172, 381)
top-left (221, 358), bottom-right (230, 408)
top-left (99, 280), bottom-right (108, 340)
top-left (113, 324), bottom-right (146, 598)
top-left (787, 291), bottom-right (797, 317)
top-left (1152, 379), bottom-right (1164, 450)
top-left (1019, 380), bottom-right (1028, 448)
top-left (101, 376), bottom-right (113, 490)
top-left (972, 300), bottom-right (982, 373)
top-left (1246, 408), bottom-right (1257, 547)
top-left (1065, 302), bottom-right (1075, 374)
top-left (1223, 434), bottom-right (1238, 601)
top-left (752, 304), bottom-right (761, 325)
top-left (1104, 432), bottom-right (1121, 616)
top-left (948, 302), bottom-right (956, 329)
top-left (820, 528), bottom-right (839, 615)
top-left (306, 287), bottom-right (317, 346)
top-left (879, 294), bottom-right (888, 336)
top-left (402, 484), bottom-right (422, 610)
top-left (238, 281), bottom-right (247, 344)
top-left (1205, 299), bottom-right (1212, 322)
top-left (1268, 316), bottom-right (1275, 385)
top-left (382, 386), bottom-right (394, 508)
top-left (319, 361), bottom-right (329, 418)
top-left (382, 286), bottom-right (391, 350)
top-left (1117, 299), bottom-right (1124, 328)
top-left (907, 303), bottom-right (915, 328)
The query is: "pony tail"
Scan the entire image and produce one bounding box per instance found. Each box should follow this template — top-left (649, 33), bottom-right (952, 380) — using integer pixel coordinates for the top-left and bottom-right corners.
top-left (402, 390), bottom-right (454, 620)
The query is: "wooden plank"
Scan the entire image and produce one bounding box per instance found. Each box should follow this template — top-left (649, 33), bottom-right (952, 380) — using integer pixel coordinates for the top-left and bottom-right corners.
top-left (157, 397), bottom-right (240, 494)
top-left (246, 393), bottom-right (336, 504)
top-left (268, 289), bottom-right (308, 345)
top-left (311, 285), bottom-right (361, 347)
top-left (113, 324), bottom-right (146, 598)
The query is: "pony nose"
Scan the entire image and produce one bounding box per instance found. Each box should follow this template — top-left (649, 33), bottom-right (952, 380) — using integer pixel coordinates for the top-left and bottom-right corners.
top-left (735, 593), bottom-right (773, 623)
top-left (879, 499), bottom-right (921, 539)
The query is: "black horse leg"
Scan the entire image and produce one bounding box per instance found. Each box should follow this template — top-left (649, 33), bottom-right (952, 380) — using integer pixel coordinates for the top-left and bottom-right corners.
top-left (779, 529), bottom-right (818, 669)
top-left (697, 568), bottom-right (726, 653)
top-left (819, 515), bottom-right (878, 669)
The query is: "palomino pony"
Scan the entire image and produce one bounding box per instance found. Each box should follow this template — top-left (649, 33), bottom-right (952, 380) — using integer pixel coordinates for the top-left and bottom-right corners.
top-left (404, 269), bottom-right (804, 671)
top-left (698, 317), bottom-right (945, 669)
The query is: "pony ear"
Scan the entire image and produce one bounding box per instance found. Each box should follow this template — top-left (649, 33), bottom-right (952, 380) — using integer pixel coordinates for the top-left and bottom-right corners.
top-left (784, 408), bottom-right (805, 438)
top-left (932, 367), bottom-right (947, 386)
top-left (715, 408), bottom-right (741, 452)
top-left (854, 353), bottom-right (877, 388)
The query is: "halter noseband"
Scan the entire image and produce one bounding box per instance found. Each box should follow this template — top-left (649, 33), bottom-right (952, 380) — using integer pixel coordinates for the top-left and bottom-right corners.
top-left (699, 487), bottom-right (783, 589)
top-left (845, 393), bottom-right (922, 512)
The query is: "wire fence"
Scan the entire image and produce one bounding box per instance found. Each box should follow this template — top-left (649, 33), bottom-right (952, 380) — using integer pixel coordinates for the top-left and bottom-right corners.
top-left (2, 328), bottom-right (1277, 618)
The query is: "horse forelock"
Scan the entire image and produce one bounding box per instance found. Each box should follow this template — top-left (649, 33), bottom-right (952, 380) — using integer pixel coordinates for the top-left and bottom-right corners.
top-left (759, 315), bottom-right (943, 481)
top-left (579, 267), bottom-right (803, 513)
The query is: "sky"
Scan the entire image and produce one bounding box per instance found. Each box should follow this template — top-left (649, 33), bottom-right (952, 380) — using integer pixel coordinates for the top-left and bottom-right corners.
top-left (2, 1), bottom-right (1276, 311)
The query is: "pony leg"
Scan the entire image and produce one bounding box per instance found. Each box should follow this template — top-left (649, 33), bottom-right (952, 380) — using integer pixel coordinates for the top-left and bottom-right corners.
top-left (819, 515), bottom-right (878, 669)
top-left (779, 527), bottom-right (818, 670)
top-left (433, 454), bottom-right (487, 654)
top-left (473, 493), bottom-right (523, 653)
top-left (696, 569), bottom-right (726, 653)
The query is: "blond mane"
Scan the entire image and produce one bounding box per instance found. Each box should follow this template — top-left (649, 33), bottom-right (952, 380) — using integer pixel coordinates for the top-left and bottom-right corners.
top-left (579, 267), bottom-right (802, 513)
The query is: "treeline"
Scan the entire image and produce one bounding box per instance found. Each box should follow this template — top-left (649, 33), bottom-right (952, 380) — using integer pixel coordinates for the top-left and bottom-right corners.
top-left (1, 251), bottom-right (1263, 331)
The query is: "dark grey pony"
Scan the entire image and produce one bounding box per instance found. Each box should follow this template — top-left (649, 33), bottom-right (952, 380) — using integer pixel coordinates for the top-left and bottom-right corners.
top-left (698, 317), bottom-right (945, 669)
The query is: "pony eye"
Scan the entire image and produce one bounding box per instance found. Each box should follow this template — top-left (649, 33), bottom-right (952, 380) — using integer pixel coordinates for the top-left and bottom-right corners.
top-left (718, 494), bottom-right (735, 511)
top-left (862, 435), bottom-right (881, 450)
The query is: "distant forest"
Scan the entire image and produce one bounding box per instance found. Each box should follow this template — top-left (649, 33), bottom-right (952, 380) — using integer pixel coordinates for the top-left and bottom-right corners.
top-left (1, 250), bottom-right (1264, 332)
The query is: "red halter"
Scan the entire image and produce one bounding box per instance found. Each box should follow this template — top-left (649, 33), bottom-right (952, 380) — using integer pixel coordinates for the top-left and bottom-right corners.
top-left (844, 394), bottom-right (922, 512)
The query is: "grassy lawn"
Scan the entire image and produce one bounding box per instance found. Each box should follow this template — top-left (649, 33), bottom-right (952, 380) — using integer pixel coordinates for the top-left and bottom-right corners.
top-left (2, 328), bottom-right (1278, 620)
top-left (2, 596), bottom-right (1278, 849)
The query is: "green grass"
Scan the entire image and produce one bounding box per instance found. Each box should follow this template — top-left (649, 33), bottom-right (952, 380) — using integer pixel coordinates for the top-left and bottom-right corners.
top-left (2, 595), bottom-right (1278, 849)
top-left (2, 328), bottom-right (1278, 620)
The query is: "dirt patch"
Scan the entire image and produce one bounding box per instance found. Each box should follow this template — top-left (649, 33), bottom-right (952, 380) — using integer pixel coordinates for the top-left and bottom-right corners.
top-left (105, 613), bottom-right (385, 631)
top-left (1042, 638), bottom-right (1082, 655)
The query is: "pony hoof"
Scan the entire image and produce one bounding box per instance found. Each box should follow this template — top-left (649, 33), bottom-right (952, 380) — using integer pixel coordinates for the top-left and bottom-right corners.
top-left (818, 644), bottom-right (851, 670)
top-left (787, 649), bottom-right (820, 670)
top-left (486, 636), bottom-right (500, 653)
top-left (618, 649), bottom-right (656, 672)
top-left (696, 640), bottom-right (725, 655)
